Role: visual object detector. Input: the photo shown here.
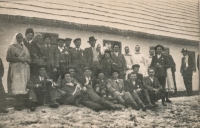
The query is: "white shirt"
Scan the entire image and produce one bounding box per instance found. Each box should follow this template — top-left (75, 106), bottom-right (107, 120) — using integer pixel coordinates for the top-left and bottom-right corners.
top-left (39, 76), bottom-right (44, 81)
top-left (114, 52), bottom-right (118, 56)
top-left (76, 48), bottom-right (80, 51)
top-left (115, 79), bottom-right (119, 82)
top-left (149, 77), bottom-right (154, 83)
top-left (58, 46), bottom-right (64, 52)
top-left (157, 54), bottom-right (161, 59)
top-left (45, 44), bottom-right (50, 47)
top-left (132, 81), bottom-right (136, 85)
top-left (184, 55), bottom-right (189, 68)
top-left (85, 77), bottom-right (91, 84)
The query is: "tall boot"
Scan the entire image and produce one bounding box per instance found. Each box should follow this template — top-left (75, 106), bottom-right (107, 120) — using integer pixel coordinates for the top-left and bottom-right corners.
top-left (29, 101), bottom-right (36, 112)
top-left (139, 102), bottom-right (146, 111)
top-left (165, 92), bottom-right (172, 103)
top-left (162, 97), bottom-right (167, 106)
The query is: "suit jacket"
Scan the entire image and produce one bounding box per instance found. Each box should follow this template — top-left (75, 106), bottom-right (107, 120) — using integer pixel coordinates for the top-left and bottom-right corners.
top-left (180, 55), bottom-right (194, 76)
top-left (94, 79), bottom-right (107, 96)
top-left (150, 54), bottom-right (170, 78)
top-left (78, 76), bottom-right (95, 90)
top-left (110, 52), bottom-right (127, 71)
top-left (30, 41), bottom-right (46, 65)
top-left (143, 76), bottom-right (162, 92)
top-left (0, 58), bottom-right (4, 77)
top-left (54, 47), bottom-right (71, 68)
top-left (168, 55), bottom-right (176, 72)
top-left (27, 75), bottom-right (50, 89)
top-left (106, 79), bottom-right (124, 94)
top-left (101, 58), bottom-right (113, 77)
top-left (83, 47), bottom-right (103, 67)
top-left (23, 38), bottom-right (31, 52)
top-left (69, 48), bottom-right (84, 65)
top-left (127, 72), bottom-right (143, 85)
top-left (124, 80), bottom-right (143, 93)
top-left (41, 45), bottom-right (56, 69)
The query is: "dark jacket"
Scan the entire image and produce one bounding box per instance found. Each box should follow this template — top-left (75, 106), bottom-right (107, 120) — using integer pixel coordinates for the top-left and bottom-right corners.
top-left (69, 48), bottom-right (84, 66)
top-left (150, 54), bottom-right (170, 78)
top-left (23, 38), bottom-right (31, 52)
top-left (110, 52), bottom-right (127, 72)
top-left (124, 80), bottom-right (143, 94)
top-left (94, 79), bottom-right (107, 96)
top-left (41, 45), bottom-right (56, 69)
top-left (143, 76), bottom-right (162, 92)
top-left (180, 55), bottom-right (194, 76)
top-left (168, 55), bottom-right (176, 72)
top-left (106, 79), bottom-right (124, 94)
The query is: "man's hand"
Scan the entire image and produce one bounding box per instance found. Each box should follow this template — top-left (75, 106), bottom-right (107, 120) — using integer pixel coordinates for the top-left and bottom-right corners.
top-left (114, 91), bottom-right (121, 96)
top-left (36, 84), bottom-right (42, 88)
top-left (96, 87), bottom-right (100, 92)
top-left (157, 64), bottom-right (162, 68)
top-left (53, 68), bottom-right (57, 72)
top-left (136, 88), bottom-right (141, 92)
top-left (102, 94), bottom-right (106, 98)
top-left (82, 87), bottom-right (87, 92)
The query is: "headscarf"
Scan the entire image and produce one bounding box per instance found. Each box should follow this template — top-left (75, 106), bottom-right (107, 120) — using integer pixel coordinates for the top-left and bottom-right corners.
top-left (10, 33), bottom-right (23, 45)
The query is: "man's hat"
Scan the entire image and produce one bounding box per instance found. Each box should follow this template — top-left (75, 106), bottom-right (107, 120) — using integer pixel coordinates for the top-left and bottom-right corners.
top-left (65, 38), bottom-right (72, 41)
top-left (154, 44), bottom-right (164, 51)
top-left (25, 28), bottom-right (34, 36)
top-left (84, 67), bottom-right (92, 72)
top-left (96, 69), bottom-right (104, 76)
top-left (181, 48), bottom-right (188, 52)
top-left (111, 69), bottom-right (120, 75)
top-left (132, 64), bottom-right (140, 69)
top-left (73, 38), bottom-right (81, 43)
top-left (104, 50), bottom-right (111, 54)
top-left (57, 38), bottom-right (65, 42)
top-left (43, 33), bottom-right (52, 41)
top-left (66, 65), bottom-right (76, 71)
top-left (88, 36), bottom-right (97, 42)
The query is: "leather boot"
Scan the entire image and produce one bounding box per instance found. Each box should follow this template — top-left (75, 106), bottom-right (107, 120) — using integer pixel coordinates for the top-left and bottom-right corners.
top-left (162, 97), bottom-right (167, 106)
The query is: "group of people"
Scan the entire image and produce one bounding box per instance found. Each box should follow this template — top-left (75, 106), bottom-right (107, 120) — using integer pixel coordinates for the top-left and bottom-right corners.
top-left (0, 27), bottom-right (197, 113)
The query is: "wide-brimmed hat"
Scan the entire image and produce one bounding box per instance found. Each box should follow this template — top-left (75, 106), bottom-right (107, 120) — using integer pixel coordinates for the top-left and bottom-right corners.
top-left (88, 36), bottom-right (97, 42)
top-left (181, 48), bottom-right (188, 52)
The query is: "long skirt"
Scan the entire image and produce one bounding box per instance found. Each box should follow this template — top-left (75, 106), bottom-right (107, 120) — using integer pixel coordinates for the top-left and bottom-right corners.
top-left (165, 68), bottom-right (175, 93)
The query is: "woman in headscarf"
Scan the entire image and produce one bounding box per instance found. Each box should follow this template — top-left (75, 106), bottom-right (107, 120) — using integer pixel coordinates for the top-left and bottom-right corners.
top-left (6, 33), bottom-right (31, 110)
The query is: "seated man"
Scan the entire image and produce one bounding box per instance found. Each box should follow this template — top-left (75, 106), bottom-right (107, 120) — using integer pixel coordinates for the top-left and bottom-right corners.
top-left (27, 65), bottom-right (59, 111)
top-left (94, 70), bottom-right (109, 98)
top-left (107, 70), bottom-right (140, 110)
top-left (78, 67), bottom-right (124, 111)
top-left (128, 64), bottom-right (143, 85)
top-left (56, 72), bottom-right (82, 106)
top-left (124, 73), bottom-right (154, 111)
top-left (143, 68), bottom-right (163, 106)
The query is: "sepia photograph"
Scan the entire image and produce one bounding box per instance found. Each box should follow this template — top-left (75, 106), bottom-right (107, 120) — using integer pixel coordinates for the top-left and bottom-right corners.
top-left (0, 0), bottom-right (199, 127)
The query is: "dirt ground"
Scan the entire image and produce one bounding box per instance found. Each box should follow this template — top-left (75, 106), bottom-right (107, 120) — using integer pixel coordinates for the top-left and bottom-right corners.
top-left (0, 95), bottom-right (199, 128)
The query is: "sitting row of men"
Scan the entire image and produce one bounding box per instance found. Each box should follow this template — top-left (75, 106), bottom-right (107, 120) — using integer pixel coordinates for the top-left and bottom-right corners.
top-left (27, 64), bottom-right (166, 112)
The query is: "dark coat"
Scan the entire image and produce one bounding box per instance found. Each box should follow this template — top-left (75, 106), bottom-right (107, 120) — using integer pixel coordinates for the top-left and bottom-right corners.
top-left (150, 54), bottom-right (170, 78)
top-left (83, 47), bottom-right (103, 67)
top-left (106, 79), bottom-right (124, 94)
top-left (101, 58), bottom-right (113, 77)
top-left (168, 55), bottom-right (176, 72)
top-left (124, 80), bottom-right (143, 94)
top-left (41, 45), bottom-right (56, 70)
top-left (110, 52), bottom-right (127, 72)
top-left (180, 55), bottom-right (194, 76)
top-left (143, 76), bottom-right (162, 92)
top-left (69, 48), bottom-right (84, 66)
top-left (94, 79), bottom-right (107, 96)
top-left (23, 38), bottom-right (31, 52)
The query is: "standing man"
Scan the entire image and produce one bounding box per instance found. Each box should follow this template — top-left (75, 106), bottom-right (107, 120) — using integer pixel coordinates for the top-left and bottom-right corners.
top-left (23, 28), bottom-right (34, 52)
top-left (54, 38), bottom-right (71, 76)
top-left (150, 45), bottom-right (170, 106)
top-left (83, 36), bottom-right (102, 77)
top-left (69, 38), bottom-right (84, 78)
top-left (41, 33), bottom-right (56, 81)
top-left (65, 38), bottom-right (73, 50)
top-left (110, 44), bottom-right (127, 79)
top-left (124, 46), bottom-right (134, 80)
top-left (180, 48), bottom-right (194, 96)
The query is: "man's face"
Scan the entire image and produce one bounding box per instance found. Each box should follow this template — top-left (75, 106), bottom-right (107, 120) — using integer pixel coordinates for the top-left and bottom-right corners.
top-left (182, 51), bottom-right (187, 56)
top-left (112, 72), bottom-right (118, 80)
top-left (149, 50), bottom-right (154, 56)
top-left (114, 45), bottom-right (119, 52)
top-left (16, 34), bottom-right (23, 44)
top-left (68, 69), bottom-right (75, 77)
top-left (74, 40), bottom-right (81, 48)
top-left (39, 68), bottom-right (46, 77)
top-left (44, 38), bottom-right (51, 45)
top-left (135, 46), bottom-right (140, 52)
top-left (34, 35), bottom-right (42, 44)
top-left (133, 67), bottom-right (139, 73)
top-left (58, 40), bottom-right (65, 47)
top-left (97, 44), bottom-right (101, 51)
top-left (125, 48), bottom-right (129, 54)
top-left (65, 41), bottom-right (71, 47)
top-left (84, 69), bottom-right (92, 77)
top-left (98, 73), bottom-right (104, 80)
top-left (156, 47), bottom-right (163, 55)
top-left (89, 40), bottom-right (96, 47)
top-left (148, 69), bottom-right (155, 77)
top-left (65, 74), bottom-right (72, 83)
top-left (130, 74), bottom-right (137, 81)
top-left (26, 33), bottom-right (34, 41)
top-left (105, 53), bottom-right (110, 58)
